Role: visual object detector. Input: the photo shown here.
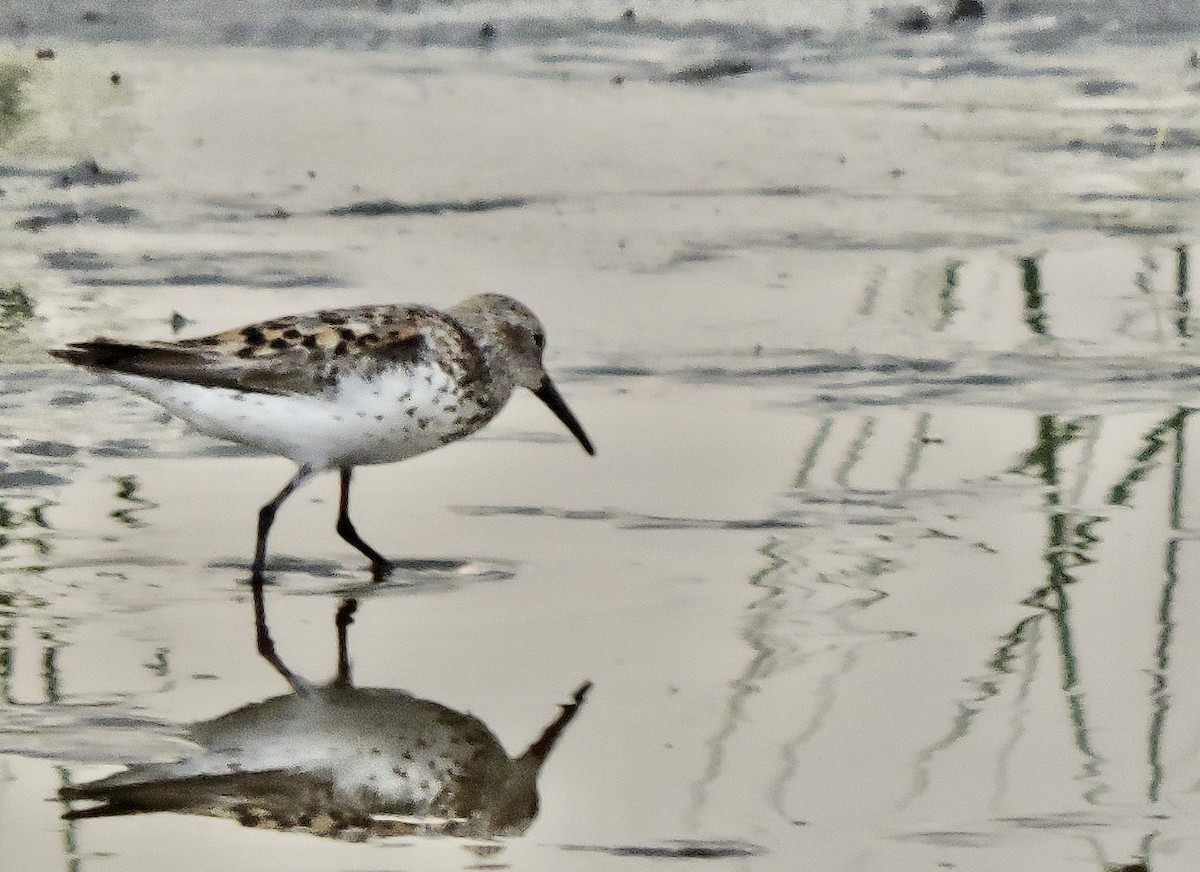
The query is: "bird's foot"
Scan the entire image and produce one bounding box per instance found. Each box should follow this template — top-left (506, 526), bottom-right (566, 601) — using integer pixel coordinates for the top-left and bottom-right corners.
top-left (370, 560), bottom-right (393, 583)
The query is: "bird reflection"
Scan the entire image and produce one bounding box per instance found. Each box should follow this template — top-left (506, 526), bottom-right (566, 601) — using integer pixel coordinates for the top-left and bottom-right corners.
top-left (59, 584), bottom-right (591, 840)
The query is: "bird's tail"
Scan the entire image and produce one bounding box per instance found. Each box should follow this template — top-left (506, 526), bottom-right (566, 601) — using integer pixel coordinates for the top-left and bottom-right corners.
top-left (50, 339), bottom-right (197, 369)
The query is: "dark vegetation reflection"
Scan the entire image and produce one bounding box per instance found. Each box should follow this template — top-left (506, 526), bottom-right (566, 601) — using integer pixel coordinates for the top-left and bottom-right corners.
top-left (59, 583), bottom-right (591, 841)
top-left (689, 245), bottom-right (1199, 870)
top-left (1022, 245), bottom-right (1192, 343)
top-left (703, 401), bottom-right (1194, 866)
top-left (903, 407), bottom-right (1192, 869)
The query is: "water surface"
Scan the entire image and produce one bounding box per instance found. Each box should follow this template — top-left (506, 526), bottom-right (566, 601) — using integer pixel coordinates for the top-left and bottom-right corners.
top-left (4, 3), bottom-right (1200, 870)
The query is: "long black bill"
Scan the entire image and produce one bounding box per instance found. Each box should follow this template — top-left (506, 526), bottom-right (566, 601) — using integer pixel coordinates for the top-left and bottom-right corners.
top-left (534, 378), bottom-right (595, 456)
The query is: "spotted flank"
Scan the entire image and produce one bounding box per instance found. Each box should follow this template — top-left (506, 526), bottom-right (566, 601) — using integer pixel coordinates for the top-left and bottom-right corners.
top-left (50, 293), bottom-right (595, 581)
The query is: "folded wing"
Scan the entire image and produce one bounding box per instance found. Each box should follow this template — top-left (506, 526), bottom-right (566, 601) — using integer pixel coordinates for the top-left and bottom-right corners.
top-left (51, 310), bottom-right (429, 397)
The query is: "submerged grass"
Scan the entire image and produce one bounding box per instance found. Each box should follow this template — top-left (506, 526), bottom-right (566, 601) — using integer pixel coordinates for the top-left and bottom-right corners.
top-left (0, 285), bottom-right (36, 325)
top-left (0, 63), bottom-right (30, 143)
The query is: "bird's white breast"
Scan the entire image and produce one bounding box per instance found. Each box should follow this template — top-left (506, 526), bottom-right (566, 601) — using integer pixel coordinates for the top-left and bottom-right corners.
top-left (111, 362), bottom-right (502, 470)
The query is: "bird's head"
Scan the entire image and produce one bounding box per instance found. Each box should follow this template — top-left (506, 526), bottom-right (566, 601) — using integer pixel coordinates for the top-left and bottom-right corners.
top-left (452, 294), bottom-right (595, 456)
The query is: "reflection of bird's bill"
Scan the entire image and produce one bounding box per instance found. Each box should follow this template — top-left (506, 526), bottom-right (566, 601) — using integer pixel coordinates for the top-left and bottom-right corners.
top-left (534, 378), bottom-right (595, 456)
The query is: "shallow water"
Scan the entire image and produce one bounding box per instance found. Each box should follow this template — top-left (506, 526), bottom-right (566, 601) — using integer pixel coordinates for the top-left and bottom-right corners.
top-left (4, 3), bottom-right (1200, 871)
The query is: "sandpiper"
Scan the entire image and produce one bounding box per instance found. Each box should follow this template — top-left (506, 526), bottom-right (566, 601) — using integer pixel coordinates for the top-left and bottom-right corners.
top-left (51, 294), bottom-right (595, 580)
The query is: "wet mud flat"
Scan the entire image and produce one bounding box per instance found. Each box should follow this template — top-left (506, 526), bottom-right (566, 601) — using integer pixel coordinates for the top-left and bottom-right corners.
top-left (4, 7), bottom-right (1200, 871)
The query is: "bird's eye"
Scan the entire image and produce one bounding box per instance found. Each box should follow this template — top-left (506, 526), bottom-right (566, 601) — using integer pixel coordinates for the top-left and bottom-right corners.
top-left (533, 332), bottom-right (546, 351)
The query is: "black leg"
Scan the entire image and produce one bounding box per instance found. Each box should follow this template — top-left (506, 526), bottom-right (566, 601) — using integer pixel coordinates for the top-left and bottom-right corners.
top-left (252, 464), bottom-right (316, 582)
top-left (250, 574), bottom-right (304, 690)
top-left (334, 598), bottom-right (358, 686)
top-left (335, 467), bottom-right (391, 581)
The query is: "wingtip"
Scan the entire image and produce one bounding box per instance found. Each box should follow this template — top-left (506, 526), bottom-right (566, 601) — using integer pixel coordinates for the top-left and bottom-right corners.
top-left (47, 338), bottom-right (186, 371)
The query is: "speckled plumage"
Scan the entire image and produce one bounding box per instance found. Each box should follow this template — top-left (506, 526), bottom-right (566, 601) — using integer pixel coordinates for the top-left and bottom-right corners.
top-left (51, 293), bottom-right (595, 580)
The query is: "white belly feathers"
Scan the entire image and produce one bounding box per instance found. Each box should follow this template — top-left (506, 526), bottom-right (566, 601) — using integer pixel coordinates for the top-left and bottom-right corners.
top-left (113, 362), bottom-right (496, 470)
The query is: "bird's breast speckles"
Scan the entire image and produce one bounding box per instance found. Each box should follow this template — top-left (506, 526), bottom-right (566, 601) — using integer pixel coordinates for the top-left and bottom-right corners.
top-left (305, 358), bottom-right (489, 466)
